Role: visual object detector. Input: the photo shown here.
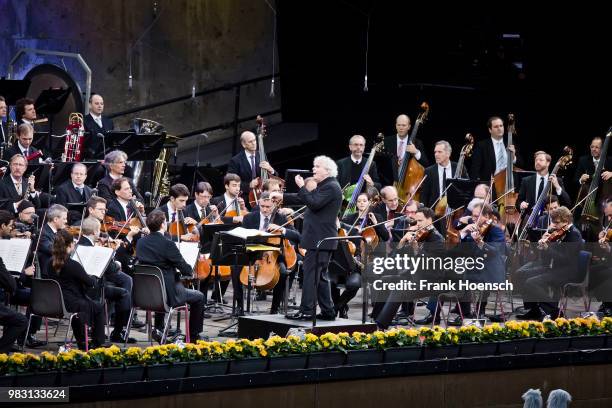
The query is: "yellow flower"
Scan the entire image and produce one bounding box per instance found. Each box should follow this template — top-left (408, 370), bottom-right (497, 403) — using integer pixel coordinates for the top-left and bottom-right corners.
top-left (0, 354), bottom-right (8, 363)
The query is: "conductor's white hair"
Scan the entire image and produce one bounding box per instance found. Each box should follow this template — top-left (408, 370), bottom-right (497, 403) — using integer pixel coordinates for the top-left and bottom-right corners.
top-left (314, 155), bottom-right (338, 178)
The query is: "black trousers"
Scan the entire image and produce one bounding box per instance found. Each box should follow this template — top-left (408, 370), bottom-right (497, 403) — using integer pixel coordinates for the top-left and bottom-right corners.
top-left (72, 302), bottom-right (106, 349)
top-left (300, 250), bottom-right (334, 315)
top-left (155, 287), bottom-right (205, 338)
top-left (0, 305), bottom-right (27, 352)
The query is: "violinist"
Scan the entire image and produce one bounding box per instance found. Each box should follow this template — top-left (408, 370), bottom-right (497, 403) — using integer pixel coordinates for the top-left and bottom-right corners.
top-left (448, 203), bottom-right (507, 325)
top-left (241, 193), bottom-right (301, 315)
top-left (376, 207), bottom-right (445, 329)
top-left (184, 181), bottom-right (219, 229)
top-left (227, 131), bottom-right (277, 209)
top-left (591, 199), bottom-right (612, 316)
top-left (78, 217), bottom-right (136, 343)
top-left (37, 204), bottom-right (68, 278)
top-left (159, 183), bottom-right (198, 242)
top-left (105, 177), bottom-right (147, 231)
top-left (96, 150), bottom-right (143, 202)
top-left (336, 134), bottom-right (381, 192)
top-left (0, 154), bottom-right (41, 214)
top-left (210, 173), bottom-right (247, 224)
top-left (336, 192), bottom-right (388, 318)
top-left (514, 206), bottom-right (583, 320)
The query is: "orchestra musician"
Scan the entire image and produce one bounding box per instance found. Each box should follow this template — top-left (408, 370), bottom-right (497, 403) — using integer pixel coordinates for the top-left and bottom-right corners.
top-left (78, 217), bottom-right (136, 343)
top-left (15, 98), bottom-right (37, 127)
top-left (0, 257), bottom-right (28, 353)
top-left (271, 155), bottom-right (342, 321)
top-left (518, 151), bottom-right (571, 213)
top-left (210, 173), bottom-right (246, 224)
top-left (3, 124), bottom-right (44, 163)
top-left (14, 200), bottom-right (37, 238)
top-left (336, 134), bottom-right (381, 192)
top-left (96, 150), bottom-right (142, 202)
top-left (469, 116), bottom-right (518, 192)
top-left (227, 130), bottom-right (277, 208)
top-left (105, 177), bottom-right (147, 229)
top-left (514, 206), bottom-right (583, 320)
top-left (54, 163), bottom-right (93, 224)
top-left (184, 181), bottom-right (218, 228)
top-left (49, 229), bottom-right (110, 350)
top-left (0, 154), bottom-right (41, 214)
top-left (420, 141), bottom-right (459, 209)
top-left (135, 209), bottom-right (206, 343)
top-left (37, 204), bottom-right (68, 278)
top-left (574, 136), bottom-right (612, 187)
top-left (591, 199), bottom-right (612, 317)
top-left (241, 192), bottom-right (301, 314)
top-left (83, 94), bottom-right (114, 159)
top-left (380, 114), bottom-right (429, 186)
top-left (158, 183), bottom-right (198, 242)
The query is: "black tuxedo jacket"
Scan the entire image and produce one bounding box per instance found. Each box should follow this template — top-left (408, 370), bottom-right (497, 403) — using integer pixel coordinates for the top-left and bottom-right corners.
top-left (135, 232), bottom-right (193, 307)
top-left (227, 151), bottom-right (261, 196)
top-left (469, 136), bottom-right (522, 183)
top-left (184, 202), bottom-right (213, 222)
top-left (573, 154), bottom-right (612, 185)
top-left (3, 144), bottom-right (43, 162)
top-left (106, 198), bottom-right (140, 222)
top-left (379, 135), bottom-right (429, 186)
top-left (37, 224), bottom-right (57, 278)
top-left (282, 176), bottom-right (342, 250)
top-left (0, 176), bottom-right (41, 213)
top-left (96, 174), bottom-right (143, 203)
top-left (240, 210), bottom-right (301, 244)
top-left (419, 162), bottom-right (459, 208)
top-left (335, 156), bottom-right (381, 191)
top-left (517, 174), bottom-right (571, 212)
top-left (54, 181), bottom-right (93, 207)
top-left (83, 114), bottom-right (114, 159)
top-left (210, 195), bottom-right (243, 225)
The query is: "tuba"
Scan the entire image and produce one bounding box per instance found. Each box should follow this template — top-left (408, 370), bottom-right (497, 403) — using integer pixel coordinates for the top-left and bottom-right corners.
top-left (62, 113), bottom-right (85, 162)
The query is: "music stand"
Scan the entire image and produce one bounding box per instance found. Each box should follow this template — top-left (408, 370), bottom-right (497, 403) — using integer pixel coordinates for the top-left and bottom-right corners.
top-left (105, 131), bottom-right (166, 161)
top-left (201, 223), bottom-right (237, 316)
top-left (35, 88), bottom-right (71, 153)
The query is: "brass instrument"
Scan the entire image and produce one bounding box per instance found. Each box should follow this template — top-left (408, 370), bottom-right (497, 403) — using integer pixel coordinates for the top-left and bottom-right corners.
top-left (62, 113), bottom-right (85, 162)
top-left (134, 119), bottom-right (170, 206)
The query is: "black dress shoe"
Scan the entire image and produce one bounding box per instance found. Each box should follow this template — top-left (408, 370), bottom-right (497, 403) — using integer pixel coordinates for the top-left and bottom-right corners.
top-left (270, 307), bottom-right (279, 315)
top-left (516, 308), bottom-right (543, 320)
top-left (25, 336), bottom-right (47, 348)
top-left (286, 311), bottom-right (313, 320)
top-left (447, 316), bottom-right (463, 326)
top-left (338, 305), bottom-right (349, 319)
top-left (110, 330), bottom-right (137, 344)
top-left (415, 313), bottom-right (440, 325)
top-left (316, 313), bottom-right (336, 321)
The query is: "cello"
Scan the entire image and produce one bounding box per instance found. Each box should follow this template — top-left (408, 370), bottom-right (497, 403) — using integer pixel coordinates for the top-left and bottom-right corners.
top-left (248, 115), bottom-right (285, 207)
top-left (394, 102), bottom-right (430, 202)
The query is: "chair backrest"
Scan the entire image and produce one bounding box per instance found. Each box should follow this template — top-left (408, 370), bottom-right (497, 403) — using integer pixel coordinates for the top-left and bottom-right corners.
top-left (578, 250), bottom-right (592, 286)
top-left (31, 278), bottom-right (70, 318)
top-left (133, 264), bottom-right (169, 313)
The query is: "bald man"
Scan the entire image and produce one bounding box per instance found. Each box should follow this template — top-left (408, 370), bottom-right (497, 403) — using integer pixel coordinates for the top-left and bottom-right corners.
top-left (83, 93), bottom-right (114, 159)
top-left (380, 114), bottom-right (429, 187)
top-left (227, 130), bottom-right (276, 207)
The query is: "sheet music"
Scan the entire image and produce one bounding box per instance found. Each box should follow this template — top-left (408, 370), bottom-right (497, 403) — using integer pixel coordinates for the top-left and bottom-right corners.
top-left (0, 239), bottom-right (32, 272)
top-left (71, 245), bottom-right (114, 278)
top-left (227, 227), bottom-right (274, 240)
top-left (175, 241), bottom-right (199, 267)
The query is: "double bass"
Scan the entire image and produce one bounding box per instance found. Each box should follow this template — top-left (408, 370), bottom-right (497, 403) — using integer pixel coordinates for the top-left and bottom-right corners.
top-left (497, 113), bottom-right (521, 228)
top-left (578, 127), bottom-right (612, 240)
top-left (394, 102), bottom-right (430, 202)
top-left (248, 115), bottom-right (285, 207)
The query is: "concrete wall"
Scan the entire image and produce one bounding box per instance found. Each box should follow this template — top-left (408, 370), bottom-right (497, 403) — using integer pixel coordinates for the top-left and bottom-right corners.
top-left (0, 0), bottom-right (281, 164)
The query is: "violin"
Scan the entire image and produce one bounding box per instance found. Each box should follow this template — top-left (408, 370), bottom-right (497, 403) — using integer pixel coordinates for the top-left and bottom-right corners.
top-left (415, 226), bottom-right (433, 242)
top-left (224, 194), bottom-right (249, 218)
top-left (543, 224), bottom-right (571, 243)
top-left (102, 215), bottom-right (140, 236)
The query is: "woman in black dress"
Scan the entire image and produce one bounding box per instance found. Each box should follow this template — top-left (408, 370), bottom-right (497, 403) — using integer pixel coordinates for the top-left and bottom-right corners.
top-left (48, 229), bottom-right (106, 349)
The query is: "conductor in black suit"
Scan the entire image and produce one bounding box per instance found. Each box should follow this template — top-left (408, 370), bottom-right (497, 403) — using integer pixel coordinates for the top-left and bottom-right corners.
top-left (136, 209), bottom-right (206, 342)
top-left (54, 163), bottom-right (93, 224)
top-left (469, 116), bottom-right (518, 192)
top-left (379, 114), bottom-right (429, 187)
top-left (518, 151), bottom-right (571, 214)
top-left (227, 130), bottom-right (277, 208)
top-left (83, 94), bottom-right (114, 160)
top-left (574, 136), bottom-right (612, 188)
top-left (271, 155), bottom-right (343, 320)
top-left (336, 134), bottom-right (381, 193)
